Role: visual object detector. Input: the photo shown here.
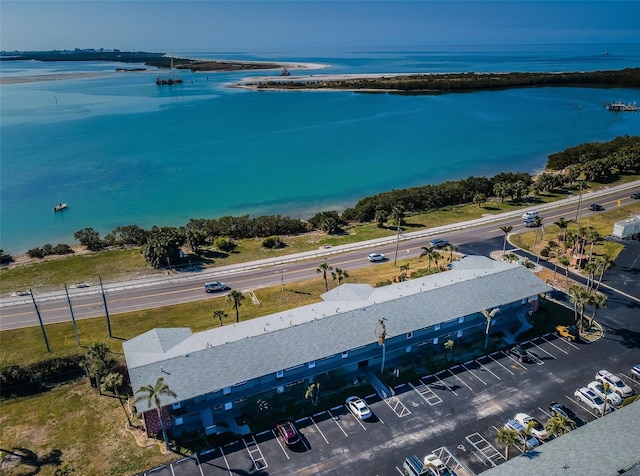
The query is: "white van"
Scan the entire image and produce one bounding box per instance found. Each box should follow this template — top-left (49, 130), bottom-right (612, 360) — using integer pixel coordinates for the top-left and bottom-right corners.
top-left (522, 210), bottom-right (539, 220)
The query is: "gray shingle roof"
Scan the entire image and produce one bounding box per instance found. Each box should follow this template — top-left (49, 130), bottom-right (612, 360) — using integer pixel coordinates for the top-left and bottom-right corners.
top-left (124, 256), bottom-right (552, 410)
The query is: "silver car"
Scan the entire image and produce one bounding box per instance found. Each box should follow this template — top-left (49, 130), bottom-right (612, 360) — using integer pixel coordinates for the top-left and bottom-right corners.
top-left (574, 387), bottom-right (613, 415)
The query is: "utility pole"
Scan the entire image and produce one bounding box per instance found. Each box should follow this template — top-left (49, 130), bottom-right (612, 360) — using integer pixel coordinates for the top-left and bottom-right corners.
top-left (99, 276), bottom-right (112, 338)
top-left (31, 289), bottom-right (50, 353)
top-left (64, 284), bottom-right (81, 347)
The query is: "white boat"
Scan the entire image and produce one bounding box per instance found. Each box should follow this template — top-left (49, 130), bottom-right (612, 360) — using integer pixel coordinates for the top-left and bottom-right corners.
top-left (53, 202), bottom-right (68, 212)
top-left (606, 101), bottom-right (638, 112)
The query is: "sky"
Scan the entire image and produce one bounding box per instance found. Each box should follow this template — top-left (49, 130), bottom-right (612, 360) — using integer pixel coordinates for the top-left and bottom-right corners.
top-left (1, 1), bottom-right (640, 53)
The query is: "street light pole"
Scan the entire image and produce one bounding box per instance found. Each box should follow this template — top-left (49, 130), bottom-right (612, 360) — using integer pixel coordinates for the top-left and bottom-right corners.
top-left (280, 269), bottom-right (286, 291)
top-left (393, 221), bottom-right (401, 267)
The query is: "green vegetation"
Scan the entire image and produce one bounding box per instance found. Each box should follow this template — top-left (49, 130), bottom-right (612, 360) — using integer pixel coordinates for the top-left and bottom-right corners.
top-left (250, 68), bottom-right (640, 92)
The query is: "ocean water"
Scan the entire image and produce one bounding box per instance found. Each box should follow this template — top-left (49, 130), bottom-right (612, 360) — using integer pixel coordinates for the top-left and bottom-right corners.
top-left (1, 43), bottom-right (639, 254)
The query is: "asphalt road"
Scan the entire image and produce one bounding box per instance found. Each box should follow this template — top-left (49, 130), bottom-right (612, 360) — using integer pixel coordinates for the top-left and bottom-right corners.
top-left (1, 184), bottom-right (639, 331)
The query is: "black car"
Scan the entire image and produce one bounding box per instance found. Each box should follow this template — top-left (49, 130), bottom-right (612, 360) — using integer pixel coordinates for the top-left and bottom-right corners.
top-left (589, 203), bottom-right (603, 211)
top-left (508, 344), bottom-right (533, 363)
top-left (631, 192), bottom-right (640, 199)
top-left (548, 402), bottom-right (580, 427)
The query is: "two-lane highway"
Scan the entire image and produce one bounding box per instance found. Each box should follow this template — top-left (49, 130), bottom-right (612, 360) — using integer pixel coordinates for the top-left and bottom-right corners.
top-left (1, 184), bottom-right (638, 331)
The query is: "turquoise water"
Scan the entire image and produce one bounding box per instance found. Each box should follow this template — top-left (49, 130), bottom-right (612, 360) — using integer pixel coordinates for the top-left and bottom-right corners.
top-left (1, 43), bottom-right (640, 254)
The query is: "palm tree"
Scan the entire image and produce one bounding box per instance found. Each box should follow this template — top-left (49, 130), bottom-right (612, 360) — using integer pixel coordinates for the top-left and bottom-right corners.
top-left (544, 415), bottom-right (575, 437)
top-left (213, 309), bottom-right (227, 327)
top-left (86, 342), bottom-right (111, 393)
top-left (419, 246), bottom-right (434, 267)
top-left (568, 284), bottom-right (589, 331)
top-left (101, 371), bottom-right (132, 426)
top-left (532, 216), bottom-right (544, 253)
top-left (522, 420), bottom-right (536, 453)
top-left (135, 377), bottom-right (177, 450)
top-left (444, 339), bottom-right (455, 361)
top-left (445, 243), bottom-right (459, 263)
top-left (374, 317), bottom-right (387, 373)
top-left (391, 204), bottom-right (404, 267)
top-left (481, 308), bottom-right (500, 349)
top-left (594, 254), bottom-right (614, 292)
top-left (316, 262), bottom-right (333, 291)
top-left (601, 382), bottom-right (611, 416)
top-left (585, 228), bottom-right (600, 261)
top-left (547, 249), bottom-right (559, 282)
top-left (499, 226), bottom-right (513, 254)
top-left (226, 290), bottom-right (245, 323)
top-left (331, 267), bottom-right (349, 285)
top-left (432, 251), bottom-right (442, 270)
top-left (583, 260), bottom-right (598, 292)
top-left (554, 217), bottom-right (570, 242)
top-left (587, 292), bottom-right (608, 330)
top-left (495, 427), bottom-right (520, 460)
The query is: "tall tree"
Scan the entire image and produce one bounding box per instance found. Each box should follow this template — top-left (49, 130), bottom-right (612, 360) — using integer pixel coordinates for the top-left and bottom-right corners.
top-left (558, 256), bottom-right (571, 286)
top-left (568, 284), bottom-right (590, 331)
top-left (331, 267), bottom-right (349, 285)
top-left (316, 262), bottom-right (333, 291)
top-left (499, 225), bottom-right (513, 254)
top-left (213, 309), bottom-right (227, 327)
top-left (101, 371), bottom-right (132, 426)
top-left (374, 317), bottom-right (387, 373)
top-left (495, 427), bottom-right (520, 460)
top-left (553, 217), bottom-right (570, 242)
top-left (544, 415), bottom-right (575, 437)
top-left (444, 339), bottom-right (455, 361)
top-left (445, 243), bottom-right (459, 263)
top-left (419, 246), bottom-right (434, 268)
top-left (135, 377), bottom-right (177, 450)
top-left (594, 254), bottom-right (614, 292)
top-left (481, 308), bottom-right (500, 349)
top-left (587, 292), bottom-right (608, 330)
top-left (226, 290), bottom-right (245, 323)
top-left (85, 342), bottom-right (111, 393)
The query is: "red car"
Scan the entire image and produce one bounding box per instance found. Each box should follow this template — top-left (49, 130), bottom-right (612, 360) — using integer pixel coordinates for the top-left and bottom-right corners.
top-left (276, 421), bottom-right (300, 446)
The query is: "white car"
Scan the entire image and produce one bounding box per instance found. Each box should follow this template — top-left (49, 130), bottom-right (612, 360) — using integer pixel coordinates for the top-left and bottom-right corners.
top-left (587, 380), bottom-right (623, 407)
top-left (574, 387), bottom-right (613, 415)
top-left (522, 211), bottom-right (539, 220)
top-left (595, 370), bottom-right (634, 398)
top-left (514, 412), bottom-right (549, 440)
top-left (345, 396), bottom-right (372, 420)
top-left (423, 453), bottom-right (448, 474)
top-left (631, 365), bottom-right (640, 382)
top-left (367, 253), bottom-right (386, 262)
top-left (504, 419), bottom-right (540, 450)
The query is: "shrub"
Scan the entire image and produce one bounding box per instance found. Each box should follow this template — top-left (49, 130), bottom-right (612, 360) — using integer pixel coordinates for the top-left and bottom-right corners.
top-left (27, 247), bottom-right (45, 258)
top-left (53, 243), bottom-right (74, 255)
top-left (375, 280), bottom-right (393, 288)
top-left (0, 354), bottom-right (85, 397)
top-left (262, 236), bottom-right (286, 249)
top-left (0, 250), bottom-right (14, 264)
top-left (214, 237), bottom-right (237, 252)
top-left (540, 247), bottom-right (551, 258)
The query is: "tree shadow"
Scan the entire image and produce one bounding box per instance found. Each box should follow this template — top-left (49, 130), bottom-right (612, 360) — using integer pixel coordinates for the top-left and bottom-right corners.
top-left (198, 249), bottom-right (229, 260)
top-left (3, 447), bottom-right (63, 474)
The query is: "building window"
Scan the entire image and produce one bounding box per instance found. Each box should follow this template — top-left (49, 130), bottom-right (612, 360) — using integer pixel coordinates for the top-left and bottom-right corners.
top-left (406, 332), bottom-right (413, 339)
top-left (308, 361), bottom-right (316, 369)
top-left (434, 323), bottom-right (440, 331)
top-left (171, 402), bottom-right (181, 410)
top-left (342, 351), bottom-right (349, 359)
top-left (277, 386), bottom-right (284, 394)
top-left (406, 345), bottom-right (412, 353)
top-left (175, 417), bottom-right (184, 426)
top-left (433, 337), bottom-right (439, 345)
top-left (457, 330), bottom-right (463, 338)
top-left (276, 370), bottom-right (284, 379)
top-left (223, 387), bottom-right (231, 395)
top-left (458, 316), bottom-right (464, 323)
top-left (224, 402), bottom-right (232, 411)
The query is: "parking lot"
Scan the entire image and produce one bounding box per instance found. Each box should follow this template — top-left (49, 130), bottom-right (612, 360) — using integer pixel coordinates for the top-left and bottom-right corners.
top-left (137, 323), bottom-right (640, 476)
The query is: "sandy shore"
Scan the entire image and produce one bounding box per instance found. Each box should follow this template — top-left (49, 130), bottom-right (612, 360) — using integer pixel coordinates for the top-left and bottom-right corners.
top-left (0, 72), bottom-right (115, 85)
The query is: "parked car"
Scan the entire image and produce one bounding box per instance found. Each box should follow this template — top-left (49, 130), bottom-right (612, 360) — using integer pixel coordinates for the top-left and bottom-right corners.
top-left (548, 402), bottom-right (578, 423)
top-left (346, 396), bottom-right (372, 420)
top-left (508, 344), bottom-right (533, 363)
top-left (574, 387), bottom-right (613, 415)
top-left (589, 203), bottom-right (604, 211)
top-left (587, 380), bottom-right (623, 407)
top-left (595, 370), bottom-right (634, 398)
top-left (630, 192), bottom-right (640, 199)
top-left (423, 453), bottom-right (449, 474)
top-left (429, 238), bottom-right (449, 249)
top-left (514, 413), bottom-right (549, 440)
top-left (504, 419), bottom-right (540, 450)
top-left (631, 365), bottom-right (640, 381)
top-left (203, 281), bottom-right (228, 293)
top-left (275, 421), bottom-right (300, 446)
top-left (367, 253), bottom-right (386, 262)
top-left (555, 324), bottom-right (580, 342)
top-left (522, 211), bottom-right (539, 220)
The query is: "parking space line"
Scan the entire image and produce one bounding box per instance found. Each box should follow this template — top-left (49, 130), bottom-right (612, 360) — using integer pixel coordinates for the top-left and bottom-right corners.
top-left (502, 350), bottom-right (528, 369)
top-left (475, 358), bottom-right (501, 381)
top-left (243, 434), bottom-right (268, 471)
top-left (385, 395), bottom-right (412, 418)
top-left (538, 406), bottom-right (552, 418)
top-left (309, 415), bottom-right (330, 444)
top-left (327, 409), bottom-right (349, 437)
top-left (294, 417), bottom-right (312, 450)
top-left (448, 368), bottom-right (474, 391)
top-left (539, 335), bottom-right (570, 354)
top-left (465, 432), bottom-right (505, 467)
top-left (462, 361), bottom-right (488, 385)
top-left (530, 340), bottom-right (556, 359)
top-left (217, 446), bottom-right (233, 476)
top-left (271, 429), bottom-right (290, 459)
top-left (565, 394), bottom-right (599, 419)
top-left (410, 380), bottom-right (443, 405)
top-left (543, 331), bottom-right (580, 350)
top-left (346, 405), bottom-right (368, 430)
top-left (432, 446), bottom-right (474, 476)
top-left (193, 453), bottom-right (205, 476)
top-left (487, 353), bottom-right (515, 375)
top-left (434, 371), bottom-right (458, 396)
